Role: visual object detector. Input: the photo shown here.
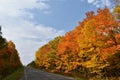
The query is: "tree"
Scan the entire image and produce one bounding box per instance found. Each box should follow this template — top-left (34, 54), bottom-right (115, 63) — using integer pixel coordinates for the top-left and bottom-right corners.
top-left (113, 5), bottom-right (120, 20)
top-left (0, 26), bottom-right (2, 35)
top-left (35, 36), bottom-right (62, 71)
top-left (34, 7), bottom-right (120, 79)
top-left (0, 28), bottom-right (22, 78)
top-left (8, 41), bottom-right (22, 68)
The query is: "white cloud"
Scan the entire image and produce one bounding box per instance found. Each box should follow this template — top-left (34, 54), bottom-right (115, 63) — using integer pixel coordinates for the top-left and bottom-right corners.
top-left (0, 0), bottom-right (50, 18)
top-left (87, 0), bottom-right (112, 8)
top-left (0, 0), bottom-right (64, 65)
top-left (88, 0), bottom-right (94, 3)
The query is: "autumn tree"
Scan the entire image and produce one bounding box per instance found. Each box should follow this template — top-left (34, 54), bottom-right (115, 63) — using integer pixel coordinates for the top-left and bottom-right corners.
top-left (8, 41), bottom-right (22, 68)
top-left (0, 27), bottom-right (22, 78)
top-left (34, 7), bottom-right (120, 79)
top-left (35, 36), bottom-right (62, 71)
top-left (56, 29), bottom-right (82, 73)
top-left (113, 5), bottom-right (120, 20)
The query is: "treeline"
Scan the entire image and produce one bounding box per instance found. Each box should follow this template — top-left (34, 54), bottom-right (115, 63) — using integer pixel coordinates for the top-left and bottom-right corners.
top-left (0, 29), bottom-right (22, 78)
top-left (34, 6), bottom-right (120, 79)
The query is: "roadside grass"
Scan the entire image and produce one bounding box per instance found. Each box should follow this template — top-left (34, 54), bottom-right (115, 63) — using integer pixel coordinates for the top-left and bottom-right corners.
top-left (3, 67), bottom-right (24, 80)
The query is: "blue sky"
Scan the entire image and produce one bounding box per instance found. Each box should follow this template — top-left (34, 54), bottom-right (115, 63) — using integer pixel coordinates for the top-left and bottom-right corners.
top-left (0, 0), bottom-right (113, 65)
top-left (33, 0), bottom-right (98, 31)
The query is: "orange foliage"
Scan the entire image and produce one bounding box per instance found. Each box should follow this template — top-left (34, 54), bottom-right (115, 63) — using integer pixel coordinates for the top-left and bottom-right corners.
top-left (0, 38), bottom-right (22, 77)
top-left (35, 7), bottom-right (120, 79)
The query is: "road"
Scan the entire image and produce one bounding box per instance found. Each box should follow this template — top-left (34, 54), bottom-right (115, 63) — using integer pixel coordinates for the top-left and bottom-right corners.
top-left (20, 67), bottom-right (75, 80)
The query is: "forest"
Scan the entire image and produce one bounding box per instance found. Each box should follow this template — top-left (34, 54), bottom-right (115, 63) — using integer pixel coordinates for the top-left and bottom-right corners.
top-left (0, 28), bottom-right (22, 78)
top-left (34, 5), bottom-right (120, 80)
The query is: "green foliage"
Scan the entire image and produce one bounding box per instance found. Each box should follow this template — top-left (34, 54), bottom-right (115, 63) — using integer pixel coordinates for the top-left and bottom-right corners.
top-left (0, 36), bottom-right (7, 49)
top-left (27, 61), bottom-right (37, 68)
top-left (3, 67), bottom-right (24, 80)
top-left (47, 51), bottom-right (56, 58)
top-left (113, 5), bottom-right (120, 20)
top-left (48, 36), bottom-right (62, 50)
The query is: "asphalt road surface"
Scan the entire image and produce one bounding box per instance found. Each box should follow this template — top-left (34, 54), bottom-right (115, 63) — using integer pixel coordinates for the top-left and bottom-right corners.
top-left (20, 67), bottom-right (75, 80)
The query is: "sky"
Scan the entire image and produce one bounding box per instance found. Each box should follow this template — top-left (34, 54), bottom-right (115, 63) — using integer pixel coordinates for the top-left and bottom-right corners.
top-left (0, 0), bottom-right (113, 65)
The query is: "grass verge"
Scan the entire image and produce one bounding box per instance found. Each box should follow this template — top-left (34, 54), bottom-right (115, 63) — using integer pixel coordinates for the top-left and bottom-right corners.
top-left (3, 67), bottom-right (24, 80)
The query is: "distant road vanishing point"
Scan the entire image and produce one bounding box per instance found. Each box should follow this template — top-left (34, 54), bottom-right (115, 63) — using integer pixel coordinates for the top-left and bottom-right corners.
top-left (20, 67), bottom-right (74, 80)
